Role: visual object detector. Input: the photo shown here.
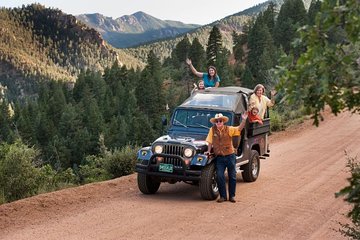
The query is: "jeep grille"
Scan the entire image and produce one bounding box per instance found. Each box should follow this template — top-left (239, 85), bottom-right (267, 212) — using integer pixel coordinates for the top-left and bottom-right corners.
top-left (163, 157), bottom-right (183, 167)
top-left (152, 144), bottom-right (185, 168)
top-left (164, 144), bottom-right (184, 156)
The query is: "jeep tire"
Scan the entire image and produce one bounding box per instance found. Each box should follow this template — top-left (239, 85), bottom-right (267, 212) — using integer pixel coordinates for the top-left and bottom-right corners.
top-left (137, 173), bottom-right (161, 194)
top-left (241, 150), bottom-right (260, 182)
top-left (199, 163), bottom-right (219, 200)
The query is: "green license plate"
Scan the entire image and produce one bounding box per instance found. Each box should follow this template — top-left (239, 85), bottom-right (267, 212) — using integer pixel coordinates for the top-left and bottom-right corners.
top-left (159, 163), bottom-right (173, 173)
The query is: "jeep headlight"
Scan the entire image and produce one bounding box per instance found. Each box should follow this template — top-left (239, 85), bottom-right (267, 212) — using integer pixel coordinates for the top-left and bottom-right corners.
top-left (183, 148), bottom-right (194, 158)
top-left (154, 145), bottom-right (163, 154)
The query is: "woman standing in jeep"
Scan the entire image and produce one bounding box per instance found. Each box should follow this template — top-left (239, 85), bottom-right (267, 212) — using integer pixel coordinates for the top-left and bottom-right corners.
top-left (186, 58), bottom-right (220, 88)
top-left (249, 84), bottom-right (276, 119)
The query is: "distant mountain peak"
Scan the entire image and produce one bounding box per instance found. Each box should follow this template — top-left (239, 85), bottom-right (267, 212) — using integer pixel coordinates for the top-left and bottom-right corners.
top-left (77, 11), bottom-right (200, 48)
top-left (132, 11), bottom-right (148, 17)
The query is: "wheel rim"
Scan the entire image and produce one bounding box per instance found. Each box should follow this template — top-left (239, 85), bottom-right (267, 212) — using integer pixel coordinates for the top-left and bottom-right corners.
top-left (251, 158), bottom-right (259, 176)
top-left (212, 173), bottom-right (218, 192)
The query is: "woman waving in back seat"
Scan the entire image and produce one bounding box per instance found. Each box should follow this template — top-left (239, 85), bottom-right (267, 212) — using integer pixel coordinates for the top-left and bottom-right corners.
top-left (249, 84), bottom-right (276, 119)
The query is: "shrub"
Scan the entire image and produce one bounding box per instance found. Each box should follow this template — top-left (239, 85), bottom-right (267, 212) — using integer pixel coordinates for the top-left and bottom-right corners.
top-left (269, 103), bottom-right (306, 132)
top-left (103, 145), bottom-right (138, 178)
top-left (336, 153), bottom-right (360, 239)
top-left (270, 109), bottom-right (285, 131)
top-left (38, 164), bottom-right (77, 192)
top-left (0, 140), bottom-right (41, 202)
top-left (78, 155), bottom-right (111, 184)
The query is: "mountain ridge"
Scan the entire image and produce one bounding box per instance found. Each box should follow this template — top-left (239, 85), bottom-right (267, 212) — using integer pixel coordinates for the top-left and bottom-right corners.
top-left (76, 11), bottom-right (200, 48)
top-left (0, 4), bottom-right (145, 98)
top-left (122, 0), bottom-right (312, 63)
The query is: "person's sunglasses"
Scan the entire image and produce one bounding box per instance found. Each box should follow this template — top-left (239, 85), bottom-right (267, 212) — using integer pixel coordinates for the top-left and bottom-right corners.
top-left (216, 120), bottom-right (223, 123)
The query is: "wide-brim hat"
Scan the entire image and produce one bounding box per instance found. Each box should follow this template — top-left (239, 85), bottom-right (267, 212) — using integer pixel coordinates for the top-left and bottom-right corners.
top-left (210, 113), bottom-right (229, 124)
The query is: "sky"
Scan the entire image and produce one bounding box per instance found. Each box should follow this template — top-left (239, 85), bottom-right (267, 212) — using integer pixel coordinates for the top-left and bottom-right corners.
top-left (1, 0), bottom-right (267, 25)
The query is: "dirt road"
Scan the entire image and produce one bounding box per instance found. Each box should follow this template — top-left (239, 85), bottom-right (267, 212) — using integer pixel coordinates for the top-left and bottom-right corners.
top-left (1, 111), bottom-right (359, 240)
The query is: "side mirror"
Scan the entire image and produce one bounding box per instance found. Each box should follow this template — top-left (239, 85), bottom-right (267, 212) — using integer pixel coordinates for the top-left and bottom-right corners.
top-left (161, 115), bottom-right (167, 126)
top-left (142, 142), bottom-right (152, 147)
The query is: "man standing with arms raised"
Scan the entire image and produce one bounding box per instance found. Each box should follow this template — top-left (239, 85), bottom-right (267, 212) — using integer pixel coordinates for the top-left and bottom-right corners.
top-left (204, 112), bottom-right (248, 203)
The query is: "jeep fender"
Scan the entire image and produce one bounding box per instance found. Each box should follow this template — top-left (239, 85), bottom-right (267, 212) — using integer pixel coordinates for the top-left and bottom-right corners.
top-left (190, 154), bottom-right (212, 167)
top-left (137, 147), bottom-right (153, 161)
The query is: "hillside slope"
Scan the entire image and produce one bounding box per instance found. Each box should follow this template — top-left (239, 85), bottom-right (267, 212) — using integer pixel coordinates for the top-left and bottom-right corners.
top-left (0, 4), bottom-right (144, 98)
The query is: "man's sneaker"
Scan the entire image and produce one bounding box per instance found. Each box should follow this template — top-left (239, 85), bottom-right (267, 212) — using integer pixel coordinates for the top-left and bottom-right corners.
top-left (229, 197), bottom-right (236, 203)
top-left (217, 197), bottom-right (226, 203)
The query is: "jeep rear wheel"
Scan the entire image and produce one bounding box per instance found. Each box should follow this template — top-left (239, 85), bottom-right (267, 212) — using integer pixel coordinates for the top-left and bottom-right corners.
top-left (241, 150), bottom-right (260, 182)
top-left (199, 163), bottom-right (219, 200)
top-left (137, 173), bottom-right (161, 194)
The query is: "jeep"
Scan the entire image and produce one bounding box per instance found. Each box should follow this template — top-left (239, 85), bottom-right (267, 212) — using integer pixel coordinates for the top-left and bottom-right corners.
top-left (135, 86), bottom-right (270, 200)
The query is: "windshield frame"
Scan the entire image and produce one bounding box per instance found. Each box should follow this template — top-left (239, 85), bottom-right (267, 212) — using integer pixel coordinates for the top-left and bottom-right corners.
top-left (171, 108), bottom-right (233, 129)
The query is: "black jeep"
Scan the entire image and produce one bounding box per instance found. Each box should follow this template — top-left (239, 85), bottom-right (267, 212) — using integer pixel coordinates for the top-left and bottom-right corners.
top-left (135, 86), bottom-right (270, 200)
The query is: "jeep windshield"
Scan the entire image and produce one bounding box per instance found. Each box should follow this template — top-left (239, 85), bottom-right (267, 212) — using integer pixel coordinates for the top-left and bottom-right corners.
top-left (181, 92), bottom-right (239, 111)
top-left (172, 109), bottom-right (232, 128)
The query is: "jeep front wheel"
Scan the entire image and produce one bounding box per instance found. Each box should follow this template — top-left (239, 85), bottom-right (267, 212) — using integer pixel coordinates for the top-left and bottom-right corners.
top-left (137, 173), bottom-right (161, 194)
top-left (199, 163), bottom-right (219, 200)
top-left (241, 150), bottom-right (260, 182)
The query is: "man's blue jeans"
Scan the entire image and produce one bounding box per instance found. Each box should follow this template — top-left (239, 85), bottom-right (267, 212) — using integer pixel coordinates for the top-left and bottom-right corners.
top-left (216, 154), bottom-right (236, 199)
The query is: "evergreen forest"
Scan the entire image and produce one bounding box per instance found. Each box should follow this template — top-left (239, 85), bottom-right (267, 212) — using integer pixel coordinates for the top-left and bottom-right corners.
top-left (2, 0), bottom-right (360, 237)
top-left (0, 0), bottom-right (323, 203)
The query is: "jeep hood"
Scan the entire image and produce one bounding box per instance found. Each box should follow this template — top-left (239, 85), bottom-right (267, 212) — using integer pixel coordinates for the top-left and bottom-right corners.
top-left (154, 135), bottom-right (208, 148)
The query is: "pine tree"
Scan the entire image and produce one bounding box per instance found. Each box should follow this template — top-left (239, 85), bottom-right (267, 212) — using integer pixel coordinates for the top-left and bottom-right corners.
top-left (262, 2), bottom-right (277, 38)
top-left (189, 37), bottom-right (206, 71)
top-left (58, 103), bottom-right (83, 168)
top-left (135, 51), bottom-right (165, 135)
top-left (103, 61), bottom-right (128, 95)
top-left (232, 24), bottom-right (250, 80)
top-left (247, 14), bottom-right (276, 85)
top-left (36, 110), bottom-right (56, 164)
top-left (206, 26), bottom-right (223, 66)
top-left (104, 115), bottom-right (128, 149)
top-left (216, 49), bottom-right (234, 86)
top-left (131, 111), bottom-right (156, 146)
top-left (13, 101), bottom-right (40, 146)
top-left (173, 36), bottom-right (191, 67)
top-left (232, 31), bottom-right (245, 62)
top-left (206, 25), bottom-right (234, 86)
top-left (72, 70), bottom-right (87, 103)
top-left (45, 81), bottom-right (66, 130)
top-left (307, 0), bottom-right (321, 25)
top-left (80, 87), bottom-right (104, 156)
top-left (241, 66), bottom-right (254, 88)
top-left (274, 0), bottom-right (307, 53)
top-left (186, 37), bottom-right (207, 91)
